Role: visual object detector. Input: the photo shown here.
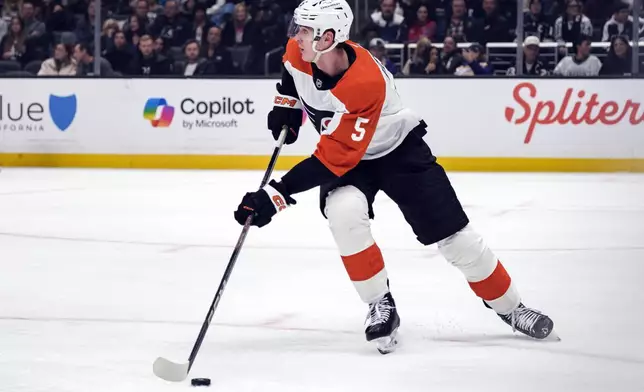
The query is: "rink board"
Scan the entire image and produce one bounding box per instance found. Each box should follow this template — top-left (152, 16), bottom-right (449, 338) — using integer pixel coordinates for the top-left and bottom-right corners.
top-left (0, 78), bottom-right (642, 172)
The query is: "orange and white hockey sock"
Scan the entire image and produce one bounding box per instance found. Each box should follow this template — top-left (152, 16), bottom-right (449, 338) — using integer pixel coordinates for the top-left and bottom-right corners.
top-left (341, 243), bottom-right (387, 303)
top-left (325, 186), bottom-right (388, 304)
top-left (437, 224), bottom-right (520, 314)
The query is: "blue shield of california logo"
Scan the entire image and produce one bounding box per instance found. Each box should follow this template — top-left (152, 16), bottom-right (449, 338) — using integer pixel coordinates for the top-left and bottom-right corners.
top-left (49, 94), bottom-right (77, 132)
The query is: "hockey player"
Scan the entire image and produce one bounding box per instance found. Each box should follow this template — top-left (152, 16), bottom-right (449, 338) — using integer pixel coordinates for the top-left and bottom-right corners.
top-left (234, 0), bottom-right (555, 354)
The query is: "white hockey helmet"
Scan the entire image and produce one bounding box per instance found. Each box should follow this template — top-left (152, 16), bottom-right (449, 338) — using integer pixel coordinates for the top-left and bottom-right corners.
top-left (288, 0), bottom-right (354, 60)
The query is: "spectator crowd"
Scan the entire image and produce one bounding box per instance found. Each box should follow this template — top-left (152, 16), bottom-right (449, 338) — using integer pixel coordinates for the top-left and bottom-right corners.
top-left (0, 0), bottom-right (641, 77)
top-left (366, 0), bottom-right (644, 76)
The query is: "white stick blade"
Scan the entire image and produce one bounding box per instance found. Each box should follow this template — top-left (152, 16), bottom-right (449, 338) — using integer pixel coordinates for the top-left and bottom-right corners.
top-left (153, 357), bottom-right (190, 382)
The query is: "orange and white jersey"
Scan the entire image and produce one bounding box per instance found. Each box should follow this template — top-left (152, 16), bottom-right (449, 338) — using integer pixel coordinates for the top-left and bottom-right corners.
top-left (282, 38), bottom-right (422, 177)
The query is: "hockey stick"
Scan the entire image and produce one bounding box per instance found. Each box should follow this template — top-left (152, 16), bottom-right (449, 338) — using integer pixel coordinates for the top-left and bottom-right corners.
top-left (153, 126), bottom-right (289, 383)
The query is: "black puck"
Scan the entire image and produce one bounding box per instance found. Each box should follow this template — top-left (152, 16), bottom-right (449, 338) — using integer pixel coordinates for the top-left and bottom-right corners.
top-left (191, 378), bottom-right (211, 387)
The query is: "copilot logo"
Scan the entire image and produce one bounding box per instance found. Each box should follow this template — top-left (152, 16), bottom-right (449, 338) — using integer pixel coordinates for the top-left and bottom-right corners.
top-left (143, 98), bottom-right (175, 128)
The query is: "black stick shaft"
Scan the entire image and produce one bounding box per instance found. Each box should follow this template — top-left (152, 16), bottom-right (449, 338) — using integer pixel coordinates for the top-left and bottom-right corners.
top-left (186, 127), bottom-right (288, 372)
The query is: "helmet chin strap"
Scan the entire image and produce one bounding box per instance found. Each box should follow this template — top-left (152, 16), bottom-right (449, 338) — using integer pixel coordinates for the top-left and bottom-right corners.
top-left (311, 38), bottom-right (339, 63)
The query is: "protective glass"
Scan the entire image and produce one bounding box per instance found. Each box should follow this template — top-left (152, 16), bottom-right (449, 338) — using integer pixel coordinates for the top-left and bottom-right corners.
top-left (287, 18), bottom-right (316, 40)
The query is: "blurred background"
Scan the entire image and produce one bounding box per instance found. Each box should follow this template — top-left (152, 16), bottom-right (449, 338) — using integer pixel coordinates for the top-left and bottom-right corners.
top-left (0, 0), bottom-right (641, 78)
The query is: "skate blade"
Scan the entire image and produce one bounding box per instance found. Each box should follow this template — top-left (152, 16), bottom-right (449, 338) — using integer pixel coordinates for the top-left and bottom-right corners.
top-left (374, 329), bottom-right (399, 355)
top-left (522, 327), bottom-right (560, 342)
top-left (544, 329), bottom-right (561, 342)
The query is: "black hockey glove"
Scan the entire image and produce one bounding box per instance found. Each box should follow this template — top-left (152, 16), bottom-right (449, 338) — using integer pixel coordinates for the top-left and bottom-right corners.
top-left (267, 83), bottom-right (303, 145)
top-left (234, 180), bottom-right (296, 227)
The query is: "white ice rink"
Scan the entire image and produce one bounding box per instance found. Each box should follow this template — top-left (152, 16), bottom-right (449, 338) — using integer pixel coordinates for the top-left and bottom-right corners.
top-left (1, 168), bottom-right (643, 392)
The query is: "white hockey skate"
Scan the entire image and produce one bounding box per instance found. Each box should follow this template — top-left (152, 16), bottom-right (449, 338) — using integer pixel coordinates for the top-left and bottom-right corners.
top-left (365, 292), bottom-right (400, 354)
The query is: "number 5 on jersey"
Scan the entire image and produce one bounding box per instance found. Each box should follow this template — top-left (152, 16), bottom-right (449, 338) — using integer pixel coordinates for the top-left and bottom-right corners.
top-left (352, 117), bottom-right (369, 142)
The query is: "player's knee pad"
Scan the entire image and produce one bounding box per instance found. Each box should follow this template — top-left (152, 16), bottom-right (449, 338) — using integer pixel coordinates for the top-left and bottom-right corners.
top-left (436, 224), bottom-right (496, 281)
top-left (324, 185), bottom-right (373, 255)
top-left (437, 224), bottom-right (520, 313)
top-left (325, 186), bottom-right (387, 303)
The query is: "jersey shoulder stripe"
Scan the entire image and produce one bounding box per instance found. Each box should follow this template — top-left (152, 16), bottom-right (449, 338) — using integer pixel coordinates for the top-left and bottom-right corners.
top-left (330, 41), bottom-right (387, 114)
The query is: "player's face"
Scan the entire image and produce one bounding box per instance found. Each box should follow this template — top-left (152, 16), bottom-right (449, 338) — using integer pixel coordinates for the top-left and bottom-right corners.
top-left (294, 26), bottom-right (317, 62)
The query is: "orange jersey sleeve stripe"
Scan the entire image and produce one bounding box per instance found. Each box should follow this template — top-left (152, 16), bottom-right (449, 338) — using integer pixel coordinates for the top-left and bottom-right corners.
top-left (313, 53), bottom-right (386, 176)
top-left (341, 243), bottom-right (385, 282)
top-left (468, 261), bottom-right (512, 301)
top-left (283, 38), bottom-right (312, 76)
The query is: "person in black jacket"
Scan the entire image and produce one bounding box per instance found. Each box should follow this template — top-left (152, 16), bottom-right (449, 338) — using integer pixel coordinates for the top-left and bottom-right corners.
top-left (602, 2), bottom-right (644, 42)
top-left (149, 0), bottom-right (192, 48)
top-left (74, 0), bottom-right (101, 46)
top-left (130, 34), bottom-right (173, 75)
top-left (221, 2), bottom-right (256, 47)
top-left (125, 15), bottom-right (149, 47)
top-left (200, 26), bottom-right (236, 75)
top-left (175, 39), bottom-right (211, 76)
top-left (104, 30), bottom-right (135, 75)
top-left (73, 42), bottom-right (115, 76)
top-left (600, 35), bottom-right (633, 75)
top-left (439, 35), bottom-right (464, 74)
top-left (519, 0), bottom-right (553, 42)
top-left (44, 1), bottom-right (75, 33)
top-left (470, 0), bottom-right (511, 45)
top-left (191, 3), bottom-right (212, 46)
top-left (553, 0), bottom-right (593, 44)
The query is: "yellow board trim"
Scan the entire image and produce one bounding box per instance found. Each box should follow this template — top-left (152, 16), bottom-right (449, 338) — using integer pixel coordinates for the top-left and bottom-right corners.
top-left (0, 154), bottom-right (643, 172)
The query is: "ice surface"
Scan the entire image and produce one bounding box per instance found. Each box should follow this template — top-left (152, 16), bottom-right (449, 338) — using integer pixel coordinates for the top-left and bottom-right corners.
top-left (1, 168), bottom-right (643, 392)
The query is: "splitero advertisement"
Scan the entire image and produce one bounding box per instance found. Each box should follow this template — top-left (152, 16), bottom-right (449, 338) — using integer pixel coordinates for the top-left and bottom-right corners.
top-left (506, 82), bottom-right (644, 144)
top-left (0, 78), bottom-right (641, 170)
top-left (395, 79), bottom-right (644, 159)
